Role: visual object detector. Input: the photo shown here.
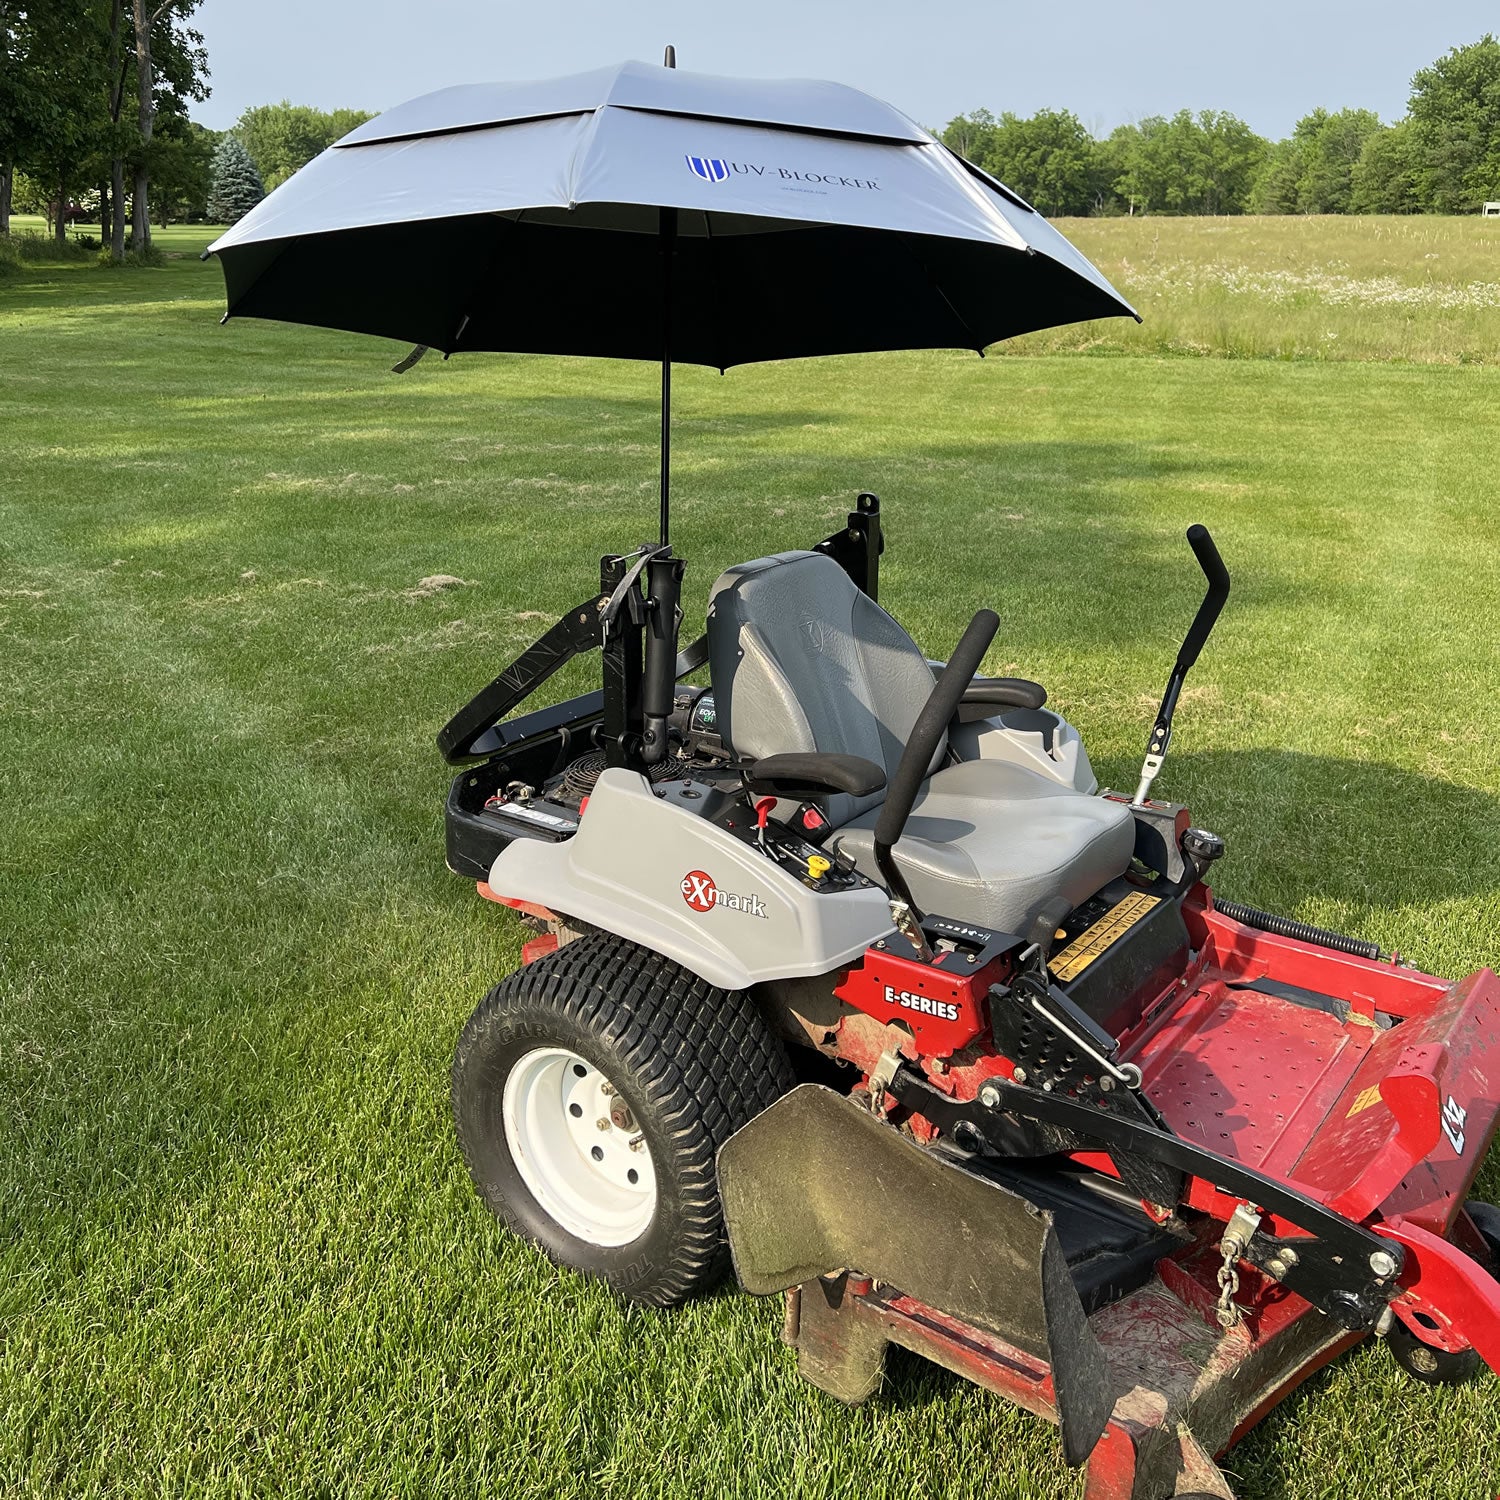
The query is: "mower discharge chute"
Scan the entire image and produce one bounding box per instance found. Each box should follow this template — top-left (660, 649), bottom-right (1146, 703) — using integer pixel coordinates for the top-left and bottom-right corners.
top-left (204, 53), bottom-right (1500, 1500)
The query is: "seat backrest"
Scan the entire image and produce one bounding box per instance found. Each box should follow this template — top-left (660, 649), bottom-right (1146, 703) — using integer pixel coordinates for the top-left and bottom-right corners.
top-left (707, 551), bottom-right (943, 825)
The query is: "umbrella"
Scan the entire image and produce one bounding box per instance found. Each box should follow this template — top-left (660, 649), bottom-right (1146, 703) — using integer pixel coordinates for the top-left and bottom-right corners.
top-left (206, 51), bottom-right (1137, 768)
top-left (206, 50), bottom-right (1136, 549)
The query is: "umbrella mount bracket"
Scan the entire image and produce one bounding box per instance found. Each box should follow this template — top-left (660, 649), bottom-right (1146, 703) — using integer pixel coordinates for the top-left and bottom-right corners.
top-left (813, 492), bottom-right (883, 602)
top-left (439, 495), bottom-right (885, 770)
top-left (602, 551), bottom-right (650, 771)
top-left (436, 551), bottom-right (658, 770)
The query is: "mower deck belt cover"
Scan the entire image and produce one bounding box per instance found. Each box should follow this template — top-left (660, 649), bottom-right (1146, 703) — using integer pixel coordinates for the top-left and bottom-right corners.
top-left (717, 1084), bottom-right (1115, 1466)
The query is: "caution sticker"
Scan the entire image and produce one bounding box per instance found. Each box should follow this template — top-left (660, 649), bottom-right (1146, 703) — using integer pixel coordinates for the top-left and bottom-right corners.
top-left (1346, 1084), bottom-right (1383, 1120)
top-left (1049, 893), bottom-right (1163, 982)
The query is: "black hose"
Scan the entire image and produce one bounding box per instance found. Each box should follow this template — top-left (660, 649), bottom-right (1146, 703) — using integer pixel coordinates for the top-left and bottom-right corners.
top-left (1213, 898), bottom-right (1383, 962)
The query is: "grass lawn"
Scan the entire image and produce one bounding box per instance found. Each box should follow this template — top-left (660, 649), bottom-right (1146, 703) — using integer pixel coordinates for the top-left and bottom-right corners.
top-left (1025, 213), bottom-right (1500, 363)
top-left (3, 221), bottom-right (1500, 1499)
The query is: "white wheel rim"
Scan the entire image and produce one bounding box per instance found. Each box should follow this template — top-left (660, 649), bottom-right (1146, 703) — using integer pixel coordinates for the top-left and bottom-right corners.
top-left (502, 1047), bottom-right (658, 1247)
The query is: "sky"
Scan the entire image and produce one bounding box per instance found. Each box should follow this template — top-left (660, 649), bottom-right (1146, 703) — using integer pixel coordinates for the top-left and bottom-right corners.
top-left (195, 1), bottom-right (1495, 140)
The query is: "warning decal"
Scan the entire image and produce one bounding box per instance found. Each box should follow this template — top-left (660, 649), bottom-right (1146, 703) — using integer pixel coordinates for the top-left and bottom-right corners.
top-left (1049, 892), bottom-right (1163, 982)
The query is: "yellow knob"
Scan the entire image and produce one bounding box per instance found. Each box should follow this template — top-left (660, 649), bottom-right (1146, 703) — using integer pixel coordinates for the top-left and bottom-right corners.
top-left (807, 855), bottom-right (832, 880)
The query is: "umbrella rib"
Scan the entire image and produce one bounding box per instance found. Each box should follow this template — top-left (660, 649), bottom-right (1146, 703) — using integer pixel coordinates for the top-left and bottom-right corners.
top-left (910, 243), bottom-right (986, 355)
top-left (447, 217), bottom-right (516, 355)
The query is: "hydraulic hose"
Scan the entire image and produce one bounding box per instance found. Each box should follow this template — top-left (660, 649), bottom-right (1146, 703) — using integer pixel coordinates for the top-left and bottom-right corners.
top-left (1213, 898), bottom-right (1383, 963)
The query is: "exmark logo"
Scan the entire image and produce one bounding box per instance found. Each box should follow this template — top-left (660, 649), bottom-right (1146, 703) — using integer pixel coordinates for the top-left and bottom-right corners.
top-left (882, 985), bottom-right (960, 1022)
top-left (681, 869), bottom-right (768, 919)
top-left (1443, 1095), bottom-right (1468, 1155)
top-left (685, 155), bottom-right (881, 191)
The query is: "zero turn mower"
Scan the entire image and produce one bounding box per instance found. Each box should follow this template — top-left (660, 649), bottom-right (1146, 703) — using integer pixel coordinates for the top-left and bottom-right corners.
top-left (200, 54), bottom-right (1500, 1500)
top-left (443, 497), bottom-right (1500, 1500)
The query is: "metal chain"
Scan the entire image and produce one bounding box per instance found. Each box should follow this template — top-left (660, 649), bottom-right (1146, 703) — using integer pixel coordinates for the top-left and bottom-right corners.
top-left (1215, 1252), bottom-right (1243, 1329)
top-left (1215, 1203), bottom-right (1263, 1330)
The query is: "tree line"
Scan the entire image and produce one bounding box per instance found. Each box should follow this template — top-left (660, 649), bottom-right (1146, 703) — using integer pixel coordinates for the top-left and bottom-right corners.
top-left (5, 20), bottom-right (1499, 256)
top-left (0, 0), bottom-right (209, 256)
top-left (944, 35), bottom-right (1500, 216)
top-left (0, 5), bottom-right (370, 254)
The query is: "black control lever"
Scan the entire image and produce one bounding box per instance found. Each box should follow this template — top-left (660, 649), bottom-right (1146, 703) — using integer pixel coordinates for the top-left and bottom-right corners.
top-left (873, 608), bottom-right (998, 955)
top-left (1133, 524), bottom-right (1230, 805)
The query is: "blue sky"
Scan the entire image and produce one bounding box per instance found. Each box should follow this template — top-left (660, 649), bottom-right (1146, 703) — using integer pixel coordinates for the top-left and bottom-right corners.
top-left (196, 1), bottom-right (1495, 140)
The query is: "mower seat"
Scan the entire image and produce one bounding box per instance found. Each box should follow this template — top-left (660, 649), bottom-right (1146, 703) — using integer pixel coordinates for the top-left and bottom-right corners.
top-left (707, 551), bottom-right (1134, 934)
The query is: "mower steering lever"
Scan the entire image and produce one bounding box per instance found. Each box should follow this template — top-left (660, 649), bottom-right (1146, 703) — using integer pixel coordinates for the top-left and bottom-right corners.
top-left (1133, 524), bottom-right (1230, 805)
top-left (873, 609), bottom-right (999, 921)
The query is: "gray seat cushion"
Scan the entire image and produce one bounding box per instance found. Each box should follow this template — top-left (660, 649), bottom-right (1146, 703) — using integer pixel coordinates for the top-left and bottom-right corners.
top-left (708, 549), bottom-right (1136, 932)
top-left (708, 551), bottom-right (945, 827)
top-left (828, 759), bottom-right (1136, 935)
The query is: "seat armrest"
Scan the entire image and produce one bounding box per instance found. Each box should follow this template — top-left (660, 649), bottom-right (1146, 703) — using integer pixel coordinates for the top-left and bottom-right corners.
top-left (960, 676), bottom-right (1047, 712)
top-left (744, 752), bottom-right (886, 800)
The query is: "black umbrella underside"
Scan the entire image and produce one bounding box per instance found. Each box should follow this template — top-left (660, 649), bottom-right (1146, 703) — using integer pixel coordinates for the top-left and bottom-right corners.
top-left (217, 214), bottom-right (1129, 371)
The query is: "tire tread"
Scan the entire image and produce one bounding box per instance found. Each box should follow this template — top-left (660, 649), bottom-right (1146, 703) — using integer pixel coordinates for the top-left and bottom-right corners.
top-left (452, 931), bottom-right (794, 1305)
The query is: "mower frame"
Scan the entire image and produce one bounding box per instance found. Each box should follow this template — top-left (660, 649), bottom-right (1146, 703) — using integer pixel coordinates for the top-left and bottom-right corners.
top-left (443, 495), bottom-right (1500, 1500)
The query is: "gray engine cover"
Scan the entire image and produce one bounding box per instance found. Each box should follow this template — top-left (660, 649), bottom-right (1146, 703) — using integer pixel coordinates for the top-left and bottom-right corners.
top-left (486, 769), bottom-right (895, 991)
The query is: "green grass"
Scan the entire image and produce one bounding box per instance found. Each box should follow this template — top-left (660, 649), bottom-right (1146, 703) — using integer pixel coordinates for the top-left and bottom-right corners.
top-left (1014, 214), bottom-right (1500, 363)
top-left (4, 224), bottom-right (1500, 1499)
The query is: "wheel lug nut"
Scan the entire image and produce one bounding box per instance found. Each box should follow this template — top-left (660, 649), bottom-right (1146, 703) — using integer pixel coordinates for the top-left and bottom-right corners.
top-left (628, 1134), bottom-right (645, 1152)
top-left (601, 1082), bottom-right (615, 1097)
top-left (596, 1117), bottom-right (611, 1132)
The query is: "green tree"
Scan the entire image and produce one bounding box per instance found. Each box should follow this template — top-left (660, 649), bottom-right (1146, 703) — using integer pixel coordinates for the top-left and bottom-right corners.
top-left (150, 117), bottom-right (214, 222)
top-left (981, 109), bottom-right (1100, 215)
top-left (127, 0), bottom-right (208, 251)
top-left (940, 108), bottom-right (1001, 166)
top-left (1252, 108), bottom-right (1385, 214)
top-left (0, 0), bottom-right (110, 239)
top-left (1113, 110), bottom-right (1267, 214)
top-left (208, 133), bottom-right (263, 223)
top-left (1350, 121), bottom-right (1421, 213)
top-left (234, 100), bottom-right (372, 191)
top-left (9, 168), bottom-right (46, 215)
top-left (1407, 35), bottom-right (1500, 212)
top-left (1297, 108), bottom-right (1384, 212)
top-left (1249, 139), bottom-right (1301, 214)
top-left (1097, 124), bottom-right (1142, 212)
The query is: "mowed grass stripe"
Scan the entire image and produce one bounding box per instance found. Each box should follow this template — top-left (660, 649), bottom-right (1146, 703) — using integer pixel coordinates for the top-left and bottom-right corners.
top-left (4, 229), bottom-right (1500, 1497)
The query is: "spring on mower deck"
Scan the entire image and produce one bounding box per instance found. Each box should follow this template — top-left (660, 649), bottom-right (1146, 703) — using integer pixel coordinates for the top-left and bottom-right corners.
top-left (1212, 898), bottom-right (1384, 962)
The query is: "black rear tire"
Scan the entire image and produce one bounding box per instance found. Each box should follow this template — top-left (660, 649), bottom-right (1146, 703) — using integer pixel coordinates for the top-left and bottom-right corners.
top-left (452, 931), bottom-right (794, 1306)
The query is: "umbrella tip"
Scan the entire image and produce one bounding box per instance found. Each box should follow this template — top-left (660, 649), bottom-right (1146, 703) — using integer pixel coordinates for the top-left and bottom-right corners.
top-left (663, 44), bottom-right (676, 68)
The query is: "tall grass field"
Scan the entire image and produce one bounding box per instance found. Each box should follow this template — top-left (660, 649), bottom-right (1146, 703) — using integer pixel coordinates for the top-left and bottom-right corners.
top-left (3, 215), bottom-right (1499, 1499)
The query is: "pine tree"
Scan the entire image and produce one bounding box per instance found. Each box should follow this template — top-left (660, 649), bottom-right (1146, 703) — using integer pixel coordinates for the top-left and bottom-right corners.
top-left (208, 134), bottom-right (264, 223)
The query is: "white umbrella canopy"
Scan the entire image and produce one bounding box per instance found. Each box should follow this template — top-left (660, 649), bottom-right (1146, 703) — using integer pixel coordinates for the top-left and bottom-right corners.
top-left (208, 56), bottom-right (1136, 545)
top-left (209, 56), bottom-right (1143, 764)
top-left (208, 58), bottom-right (1134, 367)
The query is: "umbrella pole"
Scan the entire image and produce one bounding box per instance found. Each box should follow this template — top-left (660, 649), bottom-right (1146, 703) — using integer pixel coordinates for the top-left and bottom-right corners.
top-left (658, 206), bottom-right (676, 549)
